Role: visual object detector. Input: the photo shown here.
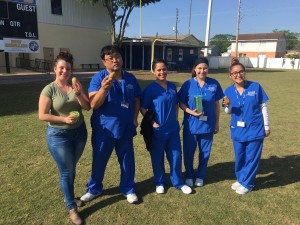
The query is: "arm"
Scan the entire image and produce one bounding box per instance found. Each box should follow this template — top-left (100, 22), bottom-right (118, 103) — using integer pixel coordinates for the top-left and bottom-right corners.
top-left (214, 100), bottom-right (220, 134)
top-left (261, 103), bottom-right (271, 137)
top-left (38, 95), bottom-right (75, 124)
top-left (72, 81), bottom-right (90, 111)
top-left (179, 102), bottom-right (203, 117)
top-left (176, 103), bottom-right (179, 121)
top-left (89, 76), bottom-right (113, 109)
top-left (133, 97), bottom-right (140, 127)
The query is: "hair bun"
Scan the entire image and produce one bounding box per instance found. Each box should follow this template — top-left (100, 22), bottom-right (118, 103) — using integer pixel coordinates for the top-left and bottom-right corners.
top-left (231, 57), bottom-right (239, 65)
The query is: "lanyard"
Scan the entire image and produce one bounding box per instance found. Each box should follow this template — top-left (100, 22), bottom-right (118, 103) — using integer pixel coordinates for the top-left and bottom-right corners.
top-left (114, 71), bottom-right (128, 103)
top-left (234, 87), bottom-right (246, 121)
top-left (194, 77), bottom-right (207, 97)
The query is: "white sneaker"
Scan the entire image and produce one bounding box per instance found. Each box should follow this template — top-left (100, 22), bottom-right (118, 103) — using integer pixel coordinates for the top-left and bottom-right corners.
top-left (156, 186), bottom-right (165, 194)
top-left (231, 181), bottom-right (241, 190)
top-left (236, 185), bottom-right (250, 195)
top-left (185, 179), bottom-right (193, 187)
top-left (181, 185), bottom-right (192, 194)
top-left (80, 192), bottom-right (101, 202)
top-left (194, 178), bottom-right (204, 187)
top-left (126, 193), bottom-right (138, 204)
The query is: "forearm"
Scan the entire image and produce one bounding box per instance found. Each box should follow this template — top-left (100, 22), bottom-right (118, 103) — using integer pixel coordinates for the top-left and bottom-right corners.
top-left (133, 98), bottom-right (140, 121)
top-left (90, 88), bottom-right (108, 109)
top-left (76, 93), bottom-right (91, 111)
top-left (215, 101), bottom-right (220, 126)
top-left (39, 113), bottom-right (66, 123)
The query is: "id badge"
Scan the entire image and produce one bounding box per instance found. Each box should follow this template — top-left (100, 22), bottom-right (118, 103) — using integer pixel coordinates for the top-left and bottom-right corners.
top-left (121, 101), bottom-right (129, 108)
top-left (199, 115), bottom-right (208, 121)
top-left (237, 121), bottom-right (245, 127)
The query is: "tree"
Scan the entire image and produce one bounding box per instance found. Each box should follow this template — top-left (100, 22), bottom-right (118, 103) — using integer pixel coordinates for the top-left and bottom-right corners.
top-left (209, 34), bottom-right (233, 55)
top-left (273, 29), bottom-right (300, 50)
top-left (80, 0), bottom-right (161, 46)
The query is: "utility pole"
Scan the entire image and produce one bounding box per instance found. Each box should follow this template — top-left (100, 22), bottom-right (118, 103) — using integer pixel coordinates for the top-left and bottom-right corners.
top-left (175, 8), bottom-right (178, 41)
top-left (204, 0), bottom-right (213, 57)
top-left (139, 0), bottom-right (142, 38)
top-left (235, 0), bottom-right (241, 57)
top-left (188, 0), bottom-right (192, 35)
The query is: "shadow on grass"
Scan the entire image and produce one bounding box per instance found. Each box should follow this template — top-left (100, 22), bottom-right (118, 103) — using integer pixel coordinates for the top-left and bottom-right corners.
top-left (205, 154), bottom-right (300, 191)
top-left (79, 176), bottom-right (154, 220)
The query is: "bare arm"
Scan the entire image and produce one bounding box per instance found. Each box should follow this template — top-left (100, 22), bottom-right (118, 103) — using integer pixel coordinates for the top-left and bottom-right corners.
top-left (72, 81), bottom-right (90, 111)
top-left (38, 95), bottom-right (75, 124)
top-left (89, 76), bottom-right (113, 109)
top-left (214, 100), bottom-right (220, 134)
top-left (133, 97), bottom-right (140, 127)
top-left (179, 102), bottom-right (203, 117)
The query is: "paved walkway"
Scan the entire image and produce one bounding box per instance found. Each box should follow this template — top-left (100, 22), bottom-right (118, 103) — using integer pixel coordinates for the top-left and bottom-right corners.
top-left (0, 68), bottom-right (96, 85)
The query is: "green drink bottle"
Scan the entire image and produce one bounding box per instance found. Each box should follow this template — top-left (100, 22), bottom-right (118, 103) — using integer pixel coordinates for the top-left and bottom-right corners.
top-left (194, 95), bottom-right (202, 112)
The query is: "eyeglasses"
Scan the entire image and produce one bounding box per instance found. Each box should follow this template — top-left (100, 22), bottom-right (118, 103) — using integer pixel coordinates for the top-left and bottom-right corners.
top-left (230, 70), bottom-right (245, 77)
top-left (104, 54), bottom-right (122, 62)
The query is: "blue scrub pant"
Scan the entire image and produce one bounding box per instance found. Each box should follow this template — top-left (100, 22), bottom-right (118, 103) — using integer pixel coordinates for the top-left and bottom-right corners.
top-left (86, 129), bottom-right (136, 195)
top-left (183, 129), bottom-right (214, 180)
top-left (233, 139), bottom-right (264, 190)
top-left (150, 132), bottom-right (185, 189)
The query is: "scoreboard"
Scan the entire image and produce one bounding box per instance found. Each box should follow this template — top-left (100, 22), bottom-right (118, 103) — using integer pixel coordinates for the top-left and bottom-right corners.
top-left (0, 0), bottom-right (38, 39)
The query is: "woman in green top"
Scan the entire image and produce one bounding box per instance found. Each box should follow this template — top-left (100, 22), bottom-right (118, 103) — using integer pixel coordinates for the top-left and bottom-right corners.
top-left (38, 52), bottom-right (90, 225)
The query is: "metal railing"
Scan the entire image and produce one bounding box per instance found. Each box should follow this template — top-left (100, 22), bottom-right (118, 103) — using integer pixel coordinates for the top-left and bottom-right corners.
top-left (16, 58), bottom-right (53, 74)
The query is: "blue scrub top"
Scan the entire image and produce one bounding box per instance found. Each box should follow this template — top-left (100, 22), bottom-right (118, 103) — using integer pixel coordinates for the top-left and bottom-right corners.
top-left (178, 77), bottom-right (224, 134)
top-left (224, 81), bottom-right (269, 142)
top-left (141, 81), bottom-right (180, 139)
top-left (88, 69), bottom-right (142, 139)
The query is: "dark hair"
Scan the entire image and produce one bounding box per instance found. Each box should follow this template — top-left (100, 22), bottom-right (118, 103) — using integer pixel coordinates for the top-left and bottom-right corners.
top-left (192, 57), bottom-right (209, 77)
top-left (100, 45), bottom-right (122, 60)
top-left (54, 51), bottom-right (74, 67)
top-left (229, 58), bottom-right (245, 73)
top-left (152, 58), bottom-right (167, 71)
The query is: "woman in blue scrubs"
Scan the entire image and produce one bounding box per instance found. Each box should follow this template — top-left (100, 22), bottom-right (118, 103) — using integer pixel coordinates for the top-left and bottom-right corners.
top-left (140, 59), bottom-right (192, 195)
top-left (223, 59), bottom-right (270, 195)
top-left (178, 57), bottom-right (223, 187)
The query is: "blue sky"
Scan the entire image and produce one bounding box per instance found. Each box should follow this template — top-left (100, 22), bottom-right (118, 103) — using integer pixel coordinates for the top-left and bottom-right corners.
top-left (122, 0), bottom-right (300, 41)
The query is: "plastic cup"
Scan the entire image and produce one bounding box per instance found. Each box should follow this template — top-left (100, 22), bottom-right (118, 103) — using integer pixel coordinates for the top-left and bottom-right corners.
top-left (194, 95), bottom-right (202, 112)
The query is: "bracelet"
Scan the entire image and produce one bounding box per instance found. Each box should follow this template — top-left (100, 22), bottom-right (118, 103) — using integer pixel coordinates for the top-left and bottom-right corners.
top-left (76, 92), bottom-right (81, 96)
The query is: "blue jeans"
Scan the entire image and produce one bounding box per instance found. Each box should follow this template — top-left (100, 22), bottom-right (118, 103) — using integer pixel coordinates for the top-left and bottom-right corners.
top-left (47, 123), bottom-right (87, 210)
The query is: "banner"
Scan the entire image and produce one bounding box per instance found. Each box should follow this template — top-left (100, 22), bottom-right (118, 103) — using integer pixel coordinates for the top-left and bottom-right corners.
top-left (4, 38), bottom-right (40, 53)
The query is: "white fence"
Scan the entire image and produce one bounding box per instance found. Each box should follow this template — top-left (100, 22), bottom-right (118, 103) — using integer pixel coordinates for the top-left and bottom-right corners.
top-left (208, 56), bottom-right (300, 70)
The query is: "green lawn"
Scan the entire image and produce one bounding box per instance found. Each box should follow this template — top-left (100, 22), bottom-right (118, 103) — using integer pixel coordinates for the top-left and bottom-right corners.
top-left (0, 69), bottom-right (299, 225)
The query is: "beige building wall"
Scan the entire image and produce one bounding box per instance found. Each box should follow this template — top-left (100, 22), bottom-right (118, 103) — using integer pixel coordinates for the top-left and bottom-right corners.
top-left (1, 0), bottom-right (112, 70)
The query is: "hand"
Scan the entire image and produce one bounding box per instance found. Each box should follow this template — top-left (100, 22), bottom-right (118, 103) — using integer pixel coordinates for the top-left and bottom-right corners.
top-left (65, 115), bottom-right (77, 124)
top-left (101, 76), bottom-right (114, 91)
top-left (190, 109), bottom-right (203, 117)
top-left (214, 124), bottom-right (219, 134)
top-left (152, 121), bottom-right (160, 128)
top-left (223, 96), bottom-right (230, 107)
top-left (72, 80), bottom-right (82, 96)
top-left (265, 130), bottom-right (271, 137)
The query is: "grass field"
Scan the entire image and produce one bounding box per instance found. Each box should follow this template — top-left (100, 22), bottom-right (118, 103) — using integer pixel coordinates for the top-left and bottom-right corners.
top-left (0, 69), bottom-right (299, 225)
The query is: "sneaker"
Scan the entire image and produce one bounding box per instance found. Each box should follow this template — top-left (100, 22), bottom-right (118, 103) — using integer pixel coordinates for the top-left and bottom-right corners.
top-left (156, 186), bottom-right (165, 194)
top-left (126, 193), bottom-right (138, 204)
top-left (194, 178), bottom-right (204, 187)
top-left (231, 181), bottom-right (241, 190)
top-left (69, 208), bottom-right (82, 225)
top-left (80, 192), bottom-right (101, 202)
top-left (181, 185), bottom-right (192, 194)
top-left (185, 179), bottom-right (194, 187)
top-left (236, 185), bottom-right (250, 195)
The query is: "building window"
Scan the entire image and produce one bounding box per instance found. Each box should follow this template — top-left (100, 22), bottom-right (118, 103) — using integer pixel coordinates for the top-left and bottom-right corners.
top-left (190, 49), bottom-right (194, 54)
top-left (178, 49), bottom-right (183, 61)
top-left (51, 0), bottom-right (62, 15)
top-left (167, 49), bottom-right (172, 61)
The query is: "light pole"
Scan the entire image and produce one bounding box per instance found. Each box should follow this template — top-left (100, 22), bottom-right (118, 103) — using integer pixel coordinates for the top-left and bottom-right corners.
top-left (235, 0), bottom-right (241, 57)
top-left (204, 0), bottom-right (212, 57)
top-left (140, 0), bottom-right (142, 38)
